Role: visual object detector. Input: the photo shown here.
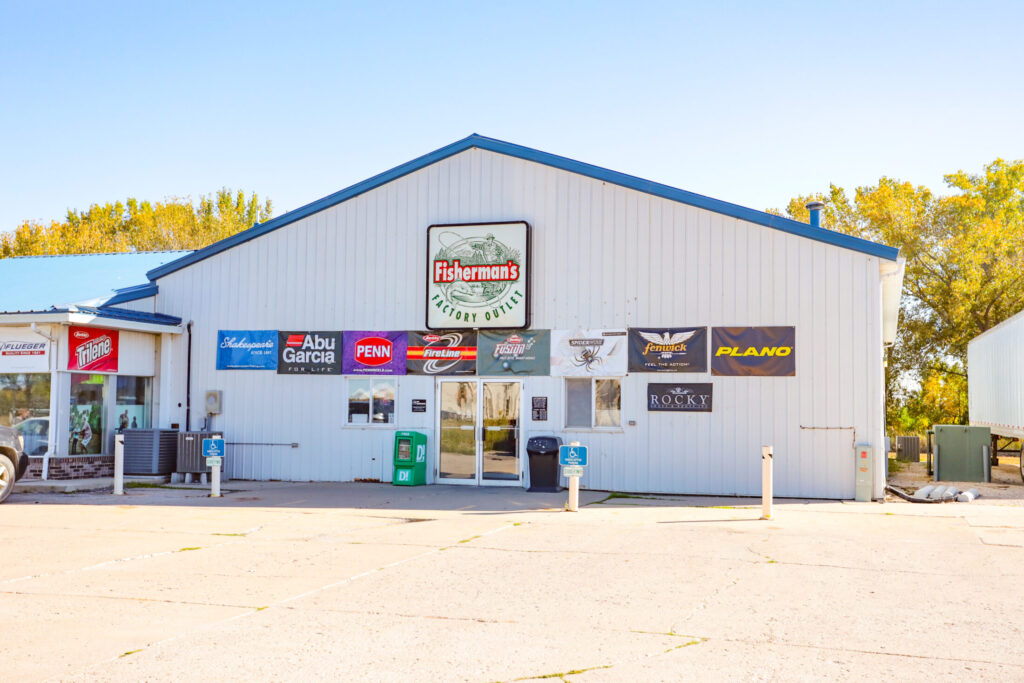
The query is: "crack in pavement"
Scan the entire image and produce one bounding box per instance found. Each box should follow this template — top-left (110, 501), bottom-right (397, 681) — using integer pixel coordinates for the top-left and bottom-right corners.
top-left (0, 588), bottom-right (259, 611)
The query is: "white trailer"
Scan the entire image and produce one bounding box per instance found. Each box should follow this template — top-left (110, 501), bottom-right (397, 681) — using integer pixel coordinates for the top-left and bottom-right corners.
top-left (968, 309), bottom-right (1024, 439)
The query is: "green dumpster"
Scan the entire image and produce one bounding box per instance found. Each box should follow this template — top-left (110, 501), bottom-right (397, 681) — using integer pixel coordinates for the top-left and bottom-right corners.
top-left (393, 431), bottom-right (427, 486)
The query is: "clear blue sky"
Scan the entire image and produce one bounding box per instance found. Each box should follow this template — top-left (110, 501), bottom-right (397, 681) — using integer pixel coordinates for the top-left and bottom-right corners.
top-left (2, 1), bottom-right (1022, 231)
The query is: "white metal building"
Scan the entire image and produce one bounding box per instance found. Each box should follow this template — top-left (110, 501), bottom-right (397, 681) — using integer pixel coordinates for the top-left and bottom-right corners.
top-left (27, 135), bottom-right (905, 498)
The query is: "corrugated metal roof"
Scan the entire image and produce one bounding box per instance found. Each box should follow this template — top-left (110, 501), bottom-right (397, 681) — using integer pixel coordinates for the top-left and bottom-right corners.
top-left (0, 251), bottom-right (189, 312)
top-left (148, 134), bottom-right (900, 281)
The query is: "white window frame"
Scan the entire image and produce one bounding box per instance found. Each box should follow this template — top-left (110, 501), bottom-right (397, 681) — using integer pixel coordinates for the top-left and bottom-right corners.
top-left (564, 376), bottom-right (622, 430)
top-left (345, 377), bottom-right (398, 427)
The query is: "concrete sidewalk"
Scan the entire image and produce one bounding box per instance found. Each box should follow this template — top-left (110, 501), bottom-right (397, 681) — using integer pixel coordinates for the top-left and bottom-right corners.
top-left (3, 482), bottom-right (1024, 681)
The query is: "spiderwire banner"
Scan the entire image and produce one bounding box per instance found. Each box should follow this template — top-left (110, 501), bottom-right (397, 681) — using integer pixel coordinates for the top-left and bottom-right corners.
top-left (550, 329), bottom-right (628, 376)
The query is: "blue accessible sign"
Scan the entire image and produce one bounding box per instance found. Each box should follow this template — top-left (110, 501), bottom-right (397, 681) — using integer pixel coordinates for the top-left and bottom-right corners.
top-left (558, 444), bottom-right (588, 467)
top-left (202, 438), bottom-right (225, 459)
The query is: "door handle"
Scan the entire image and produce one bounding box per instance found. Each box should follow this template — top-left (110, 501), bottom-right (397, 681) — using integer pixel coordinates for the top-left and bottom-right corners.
top-left (480, 427), bottom-right (485, 442)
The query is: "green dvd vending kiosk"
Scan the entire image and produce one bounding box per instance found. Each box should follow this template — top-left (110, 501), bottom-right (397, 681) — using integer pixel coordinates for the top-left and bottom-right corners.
top-left (393, 431), bottom-right (427, 486)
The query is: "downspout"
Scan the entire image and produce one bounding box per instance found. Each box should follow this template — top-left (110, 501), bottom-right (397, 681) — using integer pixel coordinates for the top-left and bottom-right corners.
top-left (185, 321), bottom-right (193, 432)
top-left (30, 323), bottom-right (57, 481)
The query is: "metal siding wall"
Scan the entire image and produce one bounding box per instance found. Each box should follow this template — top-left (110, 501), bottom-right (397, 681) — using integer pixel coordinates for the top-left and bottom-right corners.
top-left (154, 149), bottom-right (884, 497)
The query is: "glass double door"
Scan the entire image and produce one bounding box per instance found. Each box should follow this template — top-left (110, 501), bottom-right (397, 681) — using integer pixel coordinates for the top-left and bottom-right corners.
top-left (437, 380), bottom-right (522, 486)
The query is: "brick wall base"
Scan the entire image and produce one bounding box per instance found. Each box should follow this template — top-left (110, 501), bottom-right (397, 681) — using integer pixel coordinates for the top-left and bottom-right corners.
top-left (24, 455), bottom-right (115, 480)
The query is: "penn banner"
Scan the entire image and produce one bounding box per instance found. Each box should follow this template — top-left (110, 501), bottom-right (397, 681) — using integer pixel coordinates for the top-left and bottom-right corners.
top-left (217, 330), bottom-right (278, 370)
top-left (277, 331), bottom-right (342, 375)
top-left (67, 326), bottom-right (118, 372)
top-left (407, 331), bottom-right (477, 375)
top-left (550, 329), bottom-right (628, 376)
top-left (477, 330), bottom-right (550, 376)
top-left (628, 327), bottom-right (707, 373)
top-left (711, 327), bottom-right (795, 377)
top-left (427, 222), bottom-right (529, 330)
top-left (342, 331), bottom-right (407, 375)
top-left (647, 383), bottom-right (713, 412)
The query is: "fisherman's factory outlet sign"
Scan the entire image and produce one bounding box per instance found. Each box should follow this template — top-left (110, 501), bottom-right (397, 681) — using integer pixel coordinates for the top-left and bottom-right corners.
top-left (427, 222), bottom-right (529, 329)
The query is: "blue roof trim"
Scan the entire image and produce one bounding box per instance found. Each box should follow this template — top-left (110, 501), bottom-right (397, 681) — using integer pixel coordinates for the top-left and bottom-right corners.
top-left (148, 134), bottom-right (899, 280)
top-left (101, 283), bottom-right (159, 306)
top-left (76, 306), bottom-right (182, 326)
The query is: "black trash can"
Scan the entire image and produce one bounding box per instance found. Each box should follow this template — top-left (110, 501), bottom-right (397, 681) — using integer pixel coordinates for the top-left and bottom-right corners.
top-left (527, 436), bottom-right (563, 492)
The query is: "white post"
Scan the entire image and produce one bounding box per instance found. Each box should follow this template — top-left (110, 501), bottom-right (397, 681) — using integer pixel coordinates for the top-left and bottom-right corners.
top-left (568, 475), bottom-right (579, 512)
top-left (113, 434), bottom-right (125, 495)
top-left (761, 445), bottom-right (773, 520)
top-left (211, 462), bottom-right (221, 497)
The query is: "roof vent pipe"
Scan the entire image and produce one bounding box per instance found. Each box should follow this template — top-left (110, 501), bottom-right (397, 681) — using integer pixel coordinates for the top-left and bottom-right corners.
top-left (806, 201), bottom-right (825, 228)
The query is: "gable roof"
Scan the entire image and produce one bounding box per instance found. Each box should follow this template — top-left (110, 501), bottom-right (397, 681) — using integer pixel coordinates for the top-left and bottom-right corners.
top-left (148, 134), bottom-right (899, 280)
top-left (0, 251), bottom-right (188, 312)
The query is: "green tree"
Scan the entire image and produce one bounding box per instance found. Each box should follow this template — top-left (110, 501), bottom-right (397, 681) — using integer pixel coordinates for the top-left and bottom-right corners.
top-left (0, 188), bottom-right (272, 257)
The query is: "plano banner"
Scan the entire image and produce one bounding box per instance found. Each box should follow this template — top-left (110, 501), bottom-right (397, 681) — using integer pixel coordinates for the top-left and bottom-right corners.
top-left (67, 326), bottom-right (118, 372)
top-left (407, 331), bottom-right (477, 375)
top-left (647, 383), bottom-right (713, 412)
top-left (427, 222), bottom-right (529, 329)
top-left (0, 330), bottom-right (49, 372)
top-left (342, 331), bottom-right (407, 375)
top-left (477, 330), bottom-right (550, 376)
top-left (277, 331), bottom-right (343, 375)
top-left (711, 327), bottom-right (796, 377)
top-left (550, 329), bottom-right (628, 376)
top-left (628, 327), bottom-right (707, 373)
top-left (217, 330), bottom-right (278, 370)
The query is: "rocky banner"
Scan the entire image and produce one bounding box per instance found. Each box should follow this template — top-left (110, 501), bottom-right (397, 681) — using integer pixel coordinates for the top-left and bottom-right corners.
top-left (407, 331), bottom-right (477, 375)
top-left (628, 327), bottom-right (707, 373)
top-left (277, 331), bottom-right (343, 375)
top-left (342, 331), bottom-right (407, 375)
top-left (427, 222), bottom-right (529, 329)
top-left (550, 329), bottom-right (628, 376)
top-left (647, 383), bottom-right (713, 412)
top-left (477, 330), bottom-right (550, 376)
top-left (711, 327), bottom-right (795, 377)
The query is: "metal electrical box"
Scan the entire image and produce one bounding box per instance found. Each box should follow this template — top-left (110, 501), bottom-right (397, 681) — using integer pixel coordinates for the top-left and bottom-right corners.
top-left (205, 390), bottom-right (223, 415)
top-left (933, 425), bottom-right (990, 482)
top-left (392, 431), bottom-right (427, 486)
top-left (177, 431), bottom-right (222, 474)
top-left (855, 445), bottom-right (873, 502)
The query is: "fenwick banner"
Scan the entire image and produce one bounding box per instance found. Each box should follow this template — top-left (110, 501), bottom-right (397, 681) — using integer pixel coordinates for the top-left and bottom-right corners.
top-left (277, 331), bottom-right (343, 375)
top-left (477, 330), bottom-right (550, 376)
top-left (407, 331), bottom-right (477, 375)
top-left (647, 383), bottom-right (713, 412)
top-left (427, 222), bottom-right (529, 330)
top-left (628, 327), bottom-right (707, 373)
top-left (342, 331), bottom-right (407, 375)
top-left (711, 326), bottom-right (796, 376)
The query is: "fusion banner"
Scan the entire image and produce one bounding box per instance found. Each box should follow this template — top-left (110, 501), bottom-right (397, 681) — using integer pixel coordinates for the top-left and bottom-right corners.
top-left (342, 331), bottom-right (407, 375)
top-left (477, 330), bottom-right (550, 376)
top-left (550, 329), bottom-right (628, 376)
top-left (628, 327), bottom-right (707, 373)
top-left (407, 331), bottom-right (477, 375)
top-left (217, 330), bottom-right (278, 370)
top-left (711, 327), bottom-right (795, 377)
top-left (67, 326), bottom-right (118, 372)
top-left (647, 383), bottom-right (713, 412)
top-left (277, 331), bottom-right (343, 375)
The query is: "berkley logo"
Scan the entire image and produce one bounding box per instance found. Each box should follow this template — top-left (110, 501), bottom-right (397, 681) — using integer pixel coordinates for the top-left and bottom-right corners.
top-left (76, 335), bottom-right (112, 368)
top-left (715, 346), bottom-right (793, 357)
top-left (354, 337), bottom-right (393, 366)
top-left (73, 330), bottom-right (90, 340)
top-left (423, 334), bottom-right (441, 343)
top-left (494, 334), bottom-right (526, 357)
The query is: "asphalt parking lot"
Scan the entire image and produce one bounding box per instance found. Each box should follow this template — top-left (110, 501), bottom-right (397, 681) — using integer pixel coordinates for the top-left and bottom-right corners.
top-left (3, 482), bottom-right (1024, 682)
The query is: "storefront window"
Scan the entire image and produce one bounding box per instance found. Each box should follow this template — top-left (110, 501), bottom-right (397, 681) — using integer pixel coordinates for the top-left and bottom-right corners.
top-left (0, 373), bottom-right (51, 455)
top-left (116, 376), bottom-right (152, 432)
top-left (566, 377), bottom-right (621, 428)
top-left (69, 374), bottom-right (105, 455)
top-left (348, 379), bottom-right (396, 425)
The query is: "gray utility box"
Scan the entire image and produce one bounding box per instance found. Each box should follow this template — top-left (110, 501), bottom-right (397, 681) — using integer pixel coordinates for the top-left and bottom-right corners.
top-left (176, 431), bottom-right (222, 474)
top-left (933, 425), bottom-right (990, 482)
top-left (896, 435), bottom-right (922, 463)
top-left (124, 429), bottom-right (179, 475)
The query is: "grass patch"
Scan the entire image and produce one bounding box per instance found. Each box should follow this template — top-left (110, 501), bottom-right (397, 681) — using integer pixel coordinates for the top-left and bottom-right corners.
top-left (515, 664), bottom-right (612, 681)
top-left (211, 532), bottom-right (248, 537)
top-left (126, 482), bottom-right (196, 490)
top-left (589, 492), bottom-right (661, 505)
top-left (887, 458), bottom-right (903, 474)
top-left (119, 649), bottom-right (143, 658)
top-left (458, 535), bottom-right (481, 544)
top-left (177, 547), bottom-right (200, 552)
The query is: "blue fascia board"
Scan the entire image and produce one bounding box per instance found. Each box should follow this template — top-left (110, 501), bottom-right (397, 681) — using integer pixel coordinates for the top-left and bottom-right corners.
top-left (101, 283), bottom-right (159, 306)
top-left (148, 134), bottom-right (899, 280)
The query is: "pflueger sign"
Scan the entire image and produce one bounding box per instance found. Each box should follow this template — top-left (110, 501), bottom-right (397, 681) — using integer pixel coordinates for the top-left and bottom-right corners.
top-left (217, 330), bottom-right (278, 370)
top-left (647, 383), bottom-right (713, 412)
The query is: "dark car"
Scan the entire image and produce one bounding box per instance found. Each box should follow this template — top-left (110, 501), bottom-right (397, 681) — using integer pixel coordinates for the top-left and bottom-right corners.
top-left (0, 424), bottom-right (28, 503)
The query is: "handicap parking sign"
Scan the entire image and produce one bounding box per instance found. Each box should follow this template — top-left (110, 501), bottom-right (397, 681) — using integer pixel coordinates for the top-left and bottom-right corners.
top-left (558, 444), bottom-right (588, 467)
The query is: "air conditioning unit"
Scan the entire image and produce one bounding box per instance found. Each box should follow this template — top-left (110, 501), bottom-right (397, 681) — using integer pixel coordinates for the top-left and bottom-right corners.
top-left (176, 431), bottom-right (221, 474)
top-left (124, 429), bottom-right (179, 475)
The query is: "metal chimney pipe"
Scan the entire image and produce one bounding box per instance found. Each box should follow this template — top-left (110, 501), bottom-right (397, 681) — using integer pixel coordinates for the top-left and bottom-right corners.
top-left (806, 201), bottom-right (825, 228)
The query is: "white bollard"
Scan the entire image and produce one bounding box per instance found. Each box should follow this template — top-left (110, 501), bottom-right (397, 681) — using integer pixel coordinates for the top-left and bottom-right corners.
top-left (211, 462), bottom-right (221, 498)
top-left (568, 474), bottom-right (579, 512)
top-left (761, 445), bottom-right (773, 520)
top-left (113, 434), bottom-right (125, 495)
